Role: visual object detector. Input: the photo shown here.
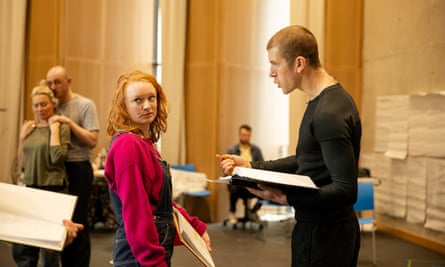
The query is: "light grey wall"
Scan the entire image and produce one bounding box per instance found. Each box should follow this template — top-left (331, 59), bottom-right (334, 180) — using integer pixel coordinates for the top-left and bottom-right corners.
top-left (360, 0), bottom-right (445, 234)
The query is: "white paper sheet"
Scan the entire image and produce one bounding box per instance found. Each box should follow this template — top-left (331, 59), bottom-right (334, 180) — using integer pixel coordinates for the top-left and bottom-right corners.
top-left (0, 183), bottom-right (77, 251)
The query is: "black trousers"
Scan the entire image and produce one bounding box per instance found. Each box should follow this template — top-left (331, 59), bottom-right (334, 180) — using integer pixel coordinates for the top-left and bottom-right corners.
top-left (12, 245), bottom-right (60, 267)
top-left (228, 185), bottom-right (261, 213)
top-left (291, 216), bottom-right (360, 267)
top-left (62, 161), bottom-right (93, 267)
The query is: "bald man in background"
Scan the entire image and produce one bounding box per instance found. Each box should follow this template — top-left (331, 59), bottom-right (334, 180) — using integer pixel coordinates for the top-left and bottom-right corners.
top-left (46, 66), bottom-right (100, 267)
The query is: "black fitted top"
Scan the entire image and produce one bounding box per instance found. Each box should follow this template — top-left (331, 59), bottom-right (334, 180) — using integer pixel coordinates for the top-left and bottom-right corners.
top-left (252, 84), bottom-right (361, 223)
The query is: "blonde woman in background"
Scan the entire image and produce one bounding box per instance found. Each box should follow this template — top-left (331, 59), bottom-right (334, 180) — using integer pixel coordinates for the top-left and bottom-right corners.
top-left (13, 80), bottom-right (71, 267)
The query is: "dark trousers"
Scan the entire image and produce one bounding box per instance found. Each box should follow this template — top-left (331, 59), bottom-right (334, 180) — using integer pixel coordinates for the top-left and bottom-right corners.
top-left (61, 161), bottom-right (93, 267)
top-left (291, 216), bottom-right (360, 267)
top-left (12, 244), bottom-right (60, 267)
top-left (229, 185), bottom-right (261, 213)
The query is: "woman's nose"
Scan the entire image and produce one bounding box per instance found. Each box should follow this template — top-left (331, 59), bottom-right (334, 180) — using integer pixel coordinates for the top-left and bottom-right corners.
top-left (142, 99), bottom-right (150, 109)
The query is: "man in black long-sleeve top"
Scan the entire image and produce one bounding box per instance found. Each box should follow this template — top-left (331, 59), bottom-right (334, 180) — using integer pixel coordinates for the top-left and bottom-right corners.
top-left (220, 25), bottom-right (361, 267)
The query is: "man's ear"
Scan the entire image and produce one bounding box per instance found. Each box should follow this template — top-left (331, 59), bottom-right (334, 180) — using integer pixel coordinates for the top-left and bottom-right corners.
top-left (294, 56), bottom-right (306, 74)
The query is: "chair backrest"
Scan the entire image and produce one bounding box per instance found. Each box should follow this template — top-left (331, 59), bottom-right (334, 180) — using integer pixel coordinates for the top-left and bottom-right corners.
top-left (354, 182), bottom-right (374, 211)
top-left (170, 167), bottom-right (208, 199)
top-left (170, 164), bottom-right (196, 172)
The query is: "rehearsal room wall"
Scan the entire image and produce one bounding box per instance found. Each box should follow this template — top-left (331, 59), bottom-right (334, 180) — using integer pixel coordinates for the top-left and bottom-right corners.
top-left (3, 1), bottom-right (444, 248)
top-left (360, 0), bottom-right (445, 155)
top-left (184, 0), bottom-right (291, 221)
top-left (359, 0), bottom-right (445, 251)
top-left (24, 0), bottom-right (156, 162)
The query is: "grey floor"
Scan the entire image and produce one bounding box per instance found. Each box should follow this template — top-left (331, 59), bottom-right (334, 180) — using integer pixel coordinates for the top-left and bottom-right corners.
top-left (1, 220), bottom-right (445, 267)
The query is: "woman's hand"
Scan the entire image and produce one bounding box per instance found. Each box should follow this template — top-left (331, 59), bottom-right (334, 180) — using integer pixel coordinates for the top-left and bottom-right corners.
top-left (49, 114), bottom-right (71, 125)
top-left (201, 231), bottom-right (212, 252)
top-left (48, 116), bottom-right (61, 132)
top-left (217, 154), bottom-right (251, 175)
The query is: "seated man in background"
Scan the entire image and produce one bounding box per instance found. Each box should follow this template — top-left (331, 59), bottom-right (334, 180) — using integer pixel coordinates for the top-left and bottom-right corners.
top-left (226, 124), bottom-right (264, 224)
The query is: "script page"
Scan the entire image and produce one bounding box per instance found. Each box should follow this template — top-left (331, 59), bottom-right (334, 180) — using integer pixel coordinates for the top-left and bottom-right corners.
top-left (233, 167), bottom-right (319, 189)
top-left (0, 183), bottom-right (77, 251)
top-left (173, 207), bottom-right (215, 267)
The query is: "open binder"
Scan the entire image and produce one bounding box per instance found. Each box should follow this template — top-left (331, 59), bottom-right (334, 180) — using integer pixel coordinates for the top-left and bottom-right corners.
top-left (0, 182), bottom-right (77, 251)
top-left (215, 167), bottom-right (319, 192)
top-left (172, 207), bottom-right (215, 267)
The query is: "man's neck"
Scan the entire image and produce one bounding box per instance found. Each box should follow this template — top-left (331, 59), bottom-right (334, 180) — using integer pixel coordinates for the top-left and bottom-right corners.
top-left (59, 90), bottom-right (74, 104)
top-left (302, 68), bottom-right (337, 100)
top-left (239, 143), bottom-right (251, 149)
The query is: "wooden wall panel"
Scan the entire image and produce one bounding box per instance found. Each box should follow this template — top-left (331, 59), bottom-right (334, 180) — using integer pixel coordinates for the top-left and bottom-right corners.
top-left (185, 0), bottom-right (221, 220)
top-left (63, 0), bottom-right (102, 60)
top-left (26, 0), bottom-right (155, 156)
top-left (25, 0), bottom-right (60, 119)
top-left (324, 0), bottom-right (363, 110)
top-left (185, 0), bottom-right (290, 221)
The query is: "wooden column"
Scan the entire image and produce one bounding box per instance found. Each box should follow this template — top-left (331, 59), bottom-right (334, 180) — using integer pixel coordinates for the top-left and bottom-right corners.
top-left (185, 0), bottom-right (221, 220)
top-left (324, 0), bottom-right (364, 110)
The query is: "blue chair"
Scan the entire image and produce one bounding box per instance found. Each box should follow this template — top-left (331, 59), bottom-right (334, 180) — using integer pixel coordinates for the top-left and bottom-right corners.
top-left (170, 164), bottom-right (211, 197)
top-left (354, 181), bottom-right (376, 265)
top-left (170, 164), bottom-right (197, 172)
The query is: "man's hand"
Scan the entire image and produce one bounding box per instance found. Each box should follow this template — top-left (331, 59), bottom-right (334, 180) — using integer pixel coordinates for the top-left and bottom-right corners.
top-left (63, 219), bottom-right (84, 246)
top-left (247, 184), bottom-right (288, 205)
top-left (19, 120), bottom-right (36, 140)
top-left (217, 154), bottom-right (251, 175)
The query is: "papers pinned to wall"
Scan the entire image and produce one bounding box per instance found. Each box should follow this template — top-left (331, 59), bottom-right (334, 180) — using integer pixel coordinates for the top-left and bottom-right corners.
top-left (369, 92), bottom-right (445, 234)
top-left (375, 92), bottom-right (445, 159)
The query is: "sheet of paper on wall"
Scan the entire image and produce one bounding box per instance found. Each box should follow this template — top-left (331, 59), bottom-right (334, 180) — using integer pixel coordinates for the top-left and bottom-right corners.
top-left (383, 95), bottom-right (409, 159)
top-left (409, 92), bottom-right (445, 157)
top-left (424, 158), bottom-right (445, 232)
top-left (408, 93), bottom-right (429, 156)
top-left (0, 182), bottom-right (77, 251)
top-left (397, 158), bottom-right (428, 222)
top-left (384, 127), bottom-right (408, 159)
top-left (424, 93), bottom-right (445, 158)
top-left (374, 96), bottom-right (393, 153)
